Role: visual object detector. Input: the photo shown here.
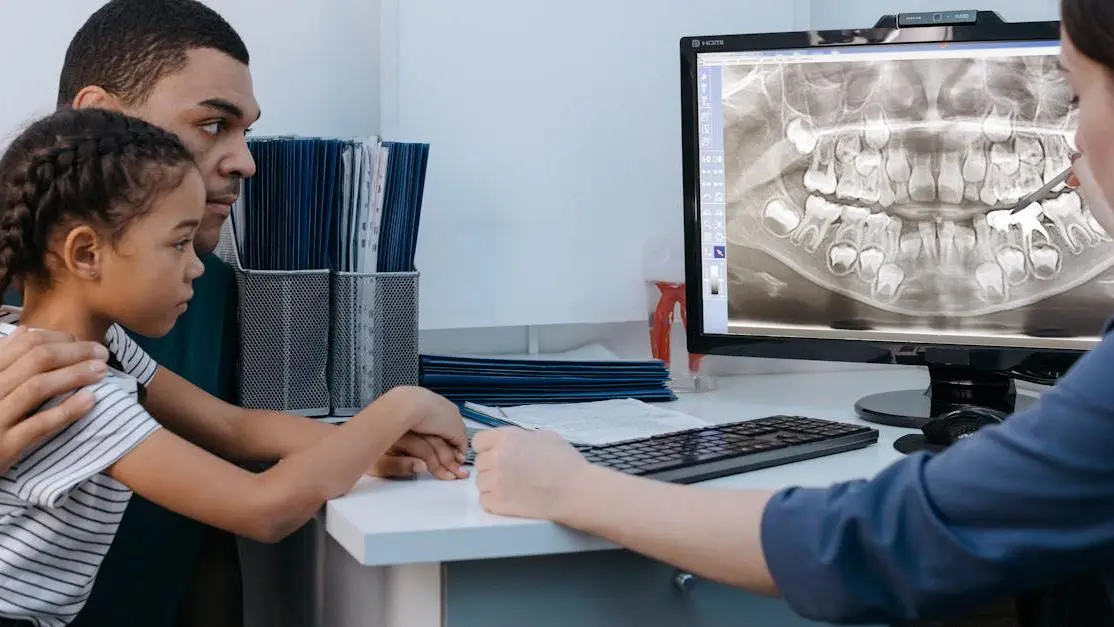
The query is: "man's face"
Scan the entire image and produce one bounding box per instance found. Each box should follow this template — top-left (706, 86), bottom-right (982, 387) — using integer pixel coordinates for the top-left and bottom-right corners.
top-left (102, 48), bottom-right (260, 256)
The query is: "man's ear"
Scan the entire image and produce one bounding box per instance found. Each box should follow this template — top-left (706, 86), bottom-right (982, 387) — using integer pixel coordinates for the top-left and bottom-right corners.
top-left (71, 86), bottom-right (123, 112)
top-left (60, 226), bottom-right (104, 282)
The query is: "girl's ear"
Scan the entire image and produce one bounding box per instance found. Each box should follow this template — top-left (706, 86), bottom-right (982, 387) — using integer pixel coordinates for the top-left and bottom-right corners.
top-left (60, 225), bottom-right (104, 282)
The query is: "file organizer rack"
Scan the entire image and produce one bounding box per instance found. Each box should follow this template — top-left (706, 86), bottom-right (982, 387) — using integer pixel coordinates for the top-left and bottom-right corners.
top-left (329, 271), bottom-right (420, 416)
top-left (228, 236), bottom-right (332, 416)
top-left (222, 228), bottom-right (421, 417)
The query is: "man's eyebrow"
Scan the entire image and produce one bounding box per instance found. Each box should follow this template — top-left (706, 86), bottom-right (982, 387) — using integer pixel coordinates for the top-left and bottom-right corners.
top-left (198, 98), bottom-right (262, 123)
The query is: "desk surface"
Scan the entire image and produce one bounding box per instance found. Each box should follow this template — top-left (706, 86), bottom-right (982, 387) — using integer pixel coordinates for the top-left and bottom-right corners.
top-left (324, 367), bottom-right (1036, 567)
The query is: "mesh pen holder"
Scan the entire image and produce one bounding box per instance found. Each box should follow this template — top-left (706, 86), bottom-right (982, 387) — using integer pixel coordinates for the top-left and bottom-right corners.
top-left (229, 242), bottom-right (331, 416)
top-left (329, 271), bottom-right (420, 416)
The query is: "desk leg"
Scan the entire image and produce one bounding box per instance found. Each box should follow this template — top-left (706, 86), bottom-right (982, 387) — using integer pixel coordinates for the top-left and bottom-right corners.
top-left (241, 516), bottom-right (446, 627)
top-left (384, 563), bottom-right (443, 627)
top-left (320, 533), bottom-right (444, 627)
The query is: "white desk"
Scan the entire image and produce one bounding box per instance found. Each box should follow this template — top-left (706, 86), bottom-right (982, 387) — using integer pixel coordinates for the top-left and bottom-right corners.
top-left (240, 367), bottom-right (1042, 627)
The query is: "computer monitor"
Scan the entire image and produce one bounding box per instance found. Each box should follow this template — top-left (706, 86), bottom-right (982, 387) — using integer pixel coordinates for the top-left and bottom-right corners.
top-left (680, 11), bottom-right (1113, 428)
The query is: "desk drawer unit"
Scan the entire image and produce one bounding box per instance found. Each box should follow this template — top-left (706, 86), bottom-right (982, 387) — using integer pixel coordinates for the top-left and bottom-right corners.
top-left (443, 549), bottom-right (874, 627)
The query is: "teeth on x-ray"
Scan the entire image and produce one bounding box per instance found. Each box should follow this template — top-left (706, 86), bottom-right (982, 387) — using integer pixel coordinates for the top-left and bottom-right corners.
top-left (723, 55), bottom-right (1114, 317)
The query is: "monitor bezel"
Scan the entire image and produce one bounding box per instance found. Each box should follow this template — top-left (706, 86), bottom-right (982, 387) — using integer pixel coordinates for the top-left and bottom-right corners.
top-left (679, 15), bottom-right (1083, 369)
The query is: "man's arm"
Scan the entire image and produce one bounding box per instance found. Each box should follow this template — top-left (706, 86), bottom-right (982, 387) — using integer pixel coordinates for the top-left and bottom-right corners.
top-left (144, 366), bottom-right (467, 479)
top-left (0, 327), bottom-right (108, 471)
top-left (144, 365), bottom-right (330, 460)
top-left (476, 331), bottom-right (1114, 625)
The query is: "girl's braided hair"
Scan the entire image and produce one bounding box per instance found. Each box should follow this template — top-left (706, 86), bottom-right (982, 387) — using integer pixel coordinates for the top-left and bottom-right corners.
top-left (0, 107), bottom-right (195, 296)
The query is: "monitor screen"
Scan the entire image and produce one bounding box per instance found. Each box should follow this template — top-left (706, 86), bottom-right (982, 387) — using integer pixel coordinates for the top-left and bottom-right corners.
top-left (692, 32), bottom-right (1112, 352)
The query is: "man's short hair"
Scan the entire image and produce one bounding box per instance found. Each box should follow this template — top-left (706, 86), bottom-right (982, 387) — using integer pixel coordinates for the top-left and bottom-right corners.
top-left (56, 0), bottom-right (250, 108)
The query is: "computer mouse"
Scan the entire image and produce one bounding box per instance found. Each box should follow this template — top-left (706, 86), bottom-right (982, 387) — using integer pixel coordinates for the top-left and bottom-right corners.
top-left (893, 406), bottom-right (1007, 454)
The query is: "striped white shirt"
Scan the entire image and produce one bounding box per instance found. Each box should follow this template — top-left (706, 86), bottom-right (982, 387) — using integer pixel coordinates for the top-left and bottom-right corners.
top-left (0, 308), bottom-right (161, 626)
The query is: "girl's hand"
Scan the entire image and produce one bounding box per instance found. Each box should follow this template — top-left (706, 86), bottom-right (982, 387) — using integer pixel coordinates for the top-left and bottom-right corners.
top-left (401, 386), bottom-right (470, 453)
top-left (368, 432), bottom-right (469, 480)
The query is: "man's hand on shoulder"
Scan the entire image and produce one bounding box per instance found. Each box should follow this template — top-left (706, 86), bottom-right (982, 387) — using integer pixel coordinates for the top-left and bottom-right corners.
top-left (472, 427), bottom-right (593, 521)
top-left (0, 327), bottom-right (108, 471)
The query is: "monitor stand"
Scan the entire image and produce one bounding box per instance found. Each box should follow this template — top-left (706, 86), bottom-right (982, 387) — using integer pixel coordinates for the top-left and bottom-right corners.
top-left (853, 365), bottom-right (1036, 429)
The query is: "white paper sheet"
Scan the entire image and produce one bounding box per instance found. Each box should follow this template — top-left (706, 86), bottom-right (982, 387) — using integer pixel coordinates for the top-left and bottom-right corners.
top-left (465, 398), bottom-right (707, 446)
top-left (445, 342), bottom-right (624, 362)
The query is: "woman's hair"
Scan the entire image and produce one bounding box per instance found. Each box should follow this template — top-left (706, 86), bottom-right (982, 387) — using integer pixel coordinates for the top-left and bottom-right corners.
top-left (1062, 0), bottom-right (1114, 72)
top-left (0, 107), bottom-right (195, 295)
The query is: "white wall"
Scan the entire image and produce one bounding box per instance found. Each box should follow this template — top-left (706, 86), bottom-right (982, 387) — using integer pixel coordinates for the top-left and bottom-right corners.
top-left (382, 0), bottom-right (811, 331)
top-left (0, 0), bottom-right (380, 144)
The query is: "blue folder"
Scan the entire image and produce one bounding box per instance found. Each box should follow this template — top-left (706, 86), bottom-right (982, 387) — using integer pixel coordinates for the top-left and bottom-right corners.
top-left (419, 353), bottom-right (677, 406)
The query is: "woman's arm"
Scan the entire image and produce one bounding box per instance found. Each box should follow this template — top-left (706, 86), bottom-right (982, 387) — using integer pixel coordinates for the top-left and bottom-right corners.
top-left (107, 385), bottom-right (432, 543)
top-left (476, 329), bottom-right (1114, 625)
top-left (473, 430), bottom-right (778, 593)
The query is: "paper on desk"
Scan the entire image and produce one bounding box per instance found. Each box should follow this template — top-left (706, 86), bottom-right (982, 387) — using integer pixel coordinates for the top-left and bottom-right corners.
top-left (509, 343), bottom-right (621, 362)
top-left (439, 342), bottom-right (623, 363)
top-left (464, 398), bottom-right (707, 446)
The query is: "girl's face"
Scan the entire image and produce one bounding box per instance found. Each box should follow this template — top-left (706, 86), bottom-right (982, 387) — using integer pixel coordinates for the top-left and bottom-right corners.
top-left (1060, 29), bottom-right (1114, 237)
top-left (87, 167), bottom-right (208, 338)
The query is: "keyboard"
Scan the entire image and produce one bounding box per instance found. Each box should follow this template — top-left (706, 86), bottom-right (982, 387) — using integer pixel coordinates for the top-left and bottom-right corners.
top-left (463, 415), bottom-right (878, 484)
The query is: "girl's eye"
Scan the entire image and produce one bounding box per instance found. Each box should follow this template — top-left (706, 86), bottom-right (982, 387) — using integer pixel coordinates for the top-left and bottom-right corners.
top-left (174, 239), bottom-right (191, 251)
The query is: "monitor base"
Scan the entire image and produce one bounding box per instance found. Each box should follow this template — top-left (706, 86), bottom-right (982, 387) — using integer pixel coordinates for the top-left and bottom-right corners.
top-left (854, 366), bottom-right (1036, 429)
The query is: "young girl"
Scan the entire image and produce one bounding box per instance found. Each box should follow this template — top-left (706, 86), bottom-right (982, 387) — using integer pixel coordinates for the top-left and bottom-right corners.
top-left (0, 107), bottom-right (467, 627)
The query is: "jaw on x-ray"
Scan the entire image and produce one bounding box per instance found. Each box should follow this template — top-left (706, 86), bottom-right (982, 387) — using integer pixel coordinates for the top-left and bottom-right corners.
top-left (723, 54), bottom-right (1114, 336)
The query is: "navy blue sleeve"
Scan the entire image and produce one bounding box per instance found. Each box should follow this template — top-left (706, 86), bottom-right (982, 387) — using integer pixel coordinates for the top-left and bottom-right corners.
top-left (760, 332), bottom-right (1114, 624)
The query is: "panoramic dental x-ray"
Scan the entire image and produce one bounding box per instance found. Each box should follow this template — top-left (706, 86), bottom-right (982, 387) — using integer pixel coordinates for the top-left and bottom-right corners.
top-left (723, 53), bottom-right (1114, 338)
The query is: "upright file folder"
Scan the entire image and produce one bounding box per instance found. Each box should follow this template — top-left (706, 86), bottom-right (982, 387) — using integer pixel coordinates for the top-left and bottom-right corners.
top-left (232, 136), bottom-right (430, 274)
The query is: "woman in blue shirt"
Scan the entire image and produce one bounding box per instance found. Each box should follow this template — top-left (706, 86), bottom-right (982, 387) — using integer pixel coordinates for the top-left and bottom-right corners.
top-left (471, 0), bottom-right (1114, 623)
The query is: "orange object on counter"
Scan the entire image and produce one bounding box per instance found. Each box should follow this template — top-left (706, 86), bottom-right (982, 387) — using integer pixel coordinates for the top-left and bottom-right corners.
top-left (649, 281), bottom-right (704, 373)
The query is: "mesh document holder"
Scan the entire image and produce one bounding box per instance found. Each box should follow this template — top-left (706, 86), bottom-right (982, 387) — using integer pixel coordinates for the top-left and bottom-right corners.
top-left (329, 271), bottom-right (420, 415)
top-left (229, 240), bottom-right (332, 416)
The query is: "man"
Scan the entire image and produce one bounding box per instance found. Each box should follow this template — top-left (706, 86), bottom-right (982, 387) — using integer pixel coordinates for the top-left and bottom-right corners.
top-left (0, 1), bottom-right (463, 625)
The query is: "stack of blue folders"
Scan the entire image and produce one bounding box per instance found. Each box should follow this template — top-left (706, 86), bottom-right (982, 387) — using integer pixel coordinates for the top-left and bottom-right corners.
top-left (419, 354), bottom-right (677, 406)
top-left (231, 136), bottom-right (430, 272)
